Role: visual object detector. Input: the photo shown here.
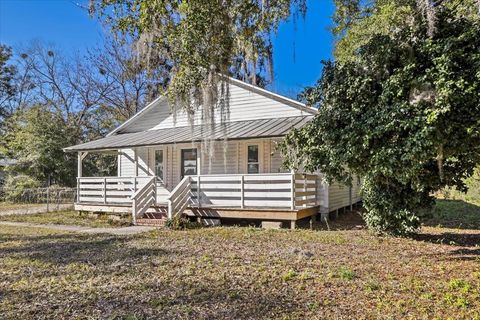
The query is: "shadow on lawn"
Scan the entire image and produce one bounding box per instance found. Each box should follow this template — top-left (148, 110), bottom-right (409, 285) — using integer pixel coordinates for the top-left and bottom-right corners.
top-left (423, 199), bottom-right (480, 230)
top-left (413, 231), bottom-right (480, 248)
top-left (0, 233), bottom-right (171, 265)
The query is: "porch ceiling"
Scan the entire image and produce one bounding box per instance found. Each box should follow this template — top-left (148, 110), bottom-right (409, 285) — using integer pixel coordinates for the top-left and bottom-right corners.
top-left (64, 115), bottom-right (313, 152)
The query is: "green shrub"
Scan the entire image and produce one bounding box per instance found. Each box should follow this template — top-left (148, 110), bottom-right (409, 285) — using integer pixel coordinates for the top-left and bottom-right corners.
top-left (3, 175), bottom-right (40, 201)
top-left (165, 216), bottom-right (200, 230)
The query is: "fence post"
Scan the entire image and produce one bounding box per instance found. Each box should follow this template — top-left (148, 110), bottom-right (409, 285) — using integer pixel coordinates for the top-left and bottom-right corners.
top-left (46, 186), bottom-right (50, 213)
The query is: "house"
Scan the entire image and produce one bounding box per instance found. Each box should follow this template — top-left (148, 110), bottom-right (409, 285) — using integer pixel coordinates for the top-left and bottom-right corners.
top-left (64, 77), bottom-right (361, 228)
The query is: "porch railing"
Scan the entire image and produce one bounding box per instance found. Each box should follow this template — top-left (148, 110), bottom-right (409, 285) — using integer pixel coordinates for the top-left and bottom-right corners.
top-left (187, 172), bottom-right (317, 211)
top-left (77, 176), bottom-right (153, 204)
top-left (131, 176), bottom-right (157, 224)
top-left (167, 176), bottom-right (193, 219)
top-left (78, 173), bottom-right (318, 219)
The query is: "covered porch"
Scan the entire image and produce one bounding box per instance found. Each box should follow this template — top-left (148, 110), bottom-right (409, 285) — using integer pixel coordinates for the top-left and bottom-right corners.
top-left (66, 117), bottom-right (325, 227)
top-left (74, 167), bottom-right (322, 228)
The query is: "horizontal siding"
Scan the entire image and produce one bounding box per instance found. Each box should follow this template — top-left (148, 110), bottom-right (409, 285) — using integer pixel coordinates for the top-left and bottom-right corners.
top-left (119, 148), bottom-right (150, 177)
top-left (119, 83), bottom-right (310, 133)
top-left (328, 181), bottom-right (351, 211)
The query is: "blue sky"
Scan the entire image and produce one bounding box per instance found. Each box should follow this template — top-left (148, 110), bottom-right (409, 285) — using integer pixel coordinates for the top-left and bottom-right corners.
top-left (0, 0), bottom-right (335, 98)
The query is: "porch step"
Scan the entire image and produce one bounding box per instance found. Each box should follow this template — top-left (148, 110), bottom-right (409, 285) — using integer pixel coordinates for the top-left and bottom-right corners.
top-left (135, 218), bottom-right (166, 227)
top-left (135, 211), bottom-right (168, 227)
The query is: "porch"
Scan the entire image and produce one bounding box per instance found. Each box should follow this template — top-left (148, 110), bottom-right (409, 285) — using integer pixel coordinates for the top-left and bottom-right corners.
top-left (75, 172), bottom-right (322, 227)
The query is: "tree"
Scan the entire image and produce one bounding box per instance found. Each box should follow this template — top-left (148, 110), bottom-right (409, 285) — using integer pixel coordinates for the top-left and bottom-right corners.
top-left (0, 44), bottom-right (17, 124)
top-left (0, 39), bottom-right (161, 185)
top-left (3, 106), bottom-right (77, 186)
top-left (87, 37), bottom-right (168, 121)
top-left (92, 0), bottom-right (307, 116)
top-left (282, 0), bottom-right (480, 235)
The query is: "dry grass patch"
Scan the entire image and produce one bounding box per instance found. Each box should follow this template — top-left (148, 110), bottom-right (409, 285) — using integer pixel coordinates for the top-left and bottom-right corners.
top-left (0, 222), bottom-right (479, 319)
top-left (0, 210), bottom-right (130, 228)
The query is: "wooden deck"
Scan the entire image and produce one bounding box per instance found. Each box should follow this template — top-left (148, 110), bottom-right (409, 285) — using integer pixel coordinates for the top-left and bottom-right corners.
top-left (74, 202), bottom-right (319, 221)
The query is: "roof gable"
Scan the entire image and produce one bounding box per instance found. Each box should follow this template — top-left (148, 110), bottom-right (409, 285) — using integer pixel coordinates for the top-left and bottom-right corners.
top-left (109, 77), bottom-right (317, 135)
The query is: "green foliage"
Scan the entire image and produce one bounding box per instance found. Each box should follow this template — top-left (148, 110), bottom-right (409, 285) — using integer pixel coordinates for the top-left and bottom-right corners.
top-left (283, 2), bottom-right (480, 235)
top-left (3, 106), bottom-right (77, 186)
top-left (94, 0), bottom-right (306, 112)
top-left (165, 216), bottom-right (200, 230)
top-left (3, 174), bottom-right (40, 201)
top-left (282, 269), bottom-right (298, 281)
top-left (336, 267), bottom-right (357, 280)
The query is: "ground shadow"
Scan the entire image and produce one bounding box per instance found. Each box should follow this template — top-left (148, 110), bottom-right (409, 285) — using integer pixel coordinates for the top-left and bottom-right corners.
top-left (423, 199), bottom-right (480, 230)
top-left (412, 231), bottom-right (480, 248)
top-left (0, 232), bottom-right (172, 266)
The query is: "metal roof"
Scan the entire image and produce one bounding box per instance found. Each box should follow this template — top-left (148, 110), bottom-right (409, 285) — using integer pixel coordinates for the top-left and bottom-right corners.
top-left (64, 116), bottom-right (313, 152)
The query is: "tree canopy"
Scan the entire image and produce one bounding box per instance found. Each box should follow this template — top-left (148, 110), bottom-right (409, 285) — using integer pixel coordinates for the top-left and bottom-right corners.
top-left (282, 0), bottom-right (480, 235)
top-left (93, 0), bottom-right (306, 114)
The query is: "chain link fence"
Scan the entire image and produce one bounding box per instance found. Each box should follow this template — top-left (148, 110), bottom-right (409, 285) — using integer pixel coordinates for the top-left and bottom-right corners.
top-left (0, 187), bottom-right (76, 213)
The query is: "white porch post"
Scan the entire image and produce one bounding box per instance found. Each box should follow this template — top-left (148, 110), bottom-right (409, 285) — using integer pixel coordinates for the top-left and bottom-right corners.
top-left (134, 148), bottom-right (139, 177)
top-left (77, 152), bottom-right (83, 178)
top-left (77, 152), bottom-right (83, 203)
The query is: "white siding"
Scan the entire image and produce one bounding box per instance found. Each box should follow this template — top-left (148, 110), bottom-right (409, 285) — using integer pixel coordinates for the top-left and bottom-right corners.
top-left (326, 176), bottom-right (362, 212)
top-left (118, 83), bottom-right (311, 133)
top-left (327, 181), bottom-right (351, 212)
top-left (119, 148), bottom-right (150, 177)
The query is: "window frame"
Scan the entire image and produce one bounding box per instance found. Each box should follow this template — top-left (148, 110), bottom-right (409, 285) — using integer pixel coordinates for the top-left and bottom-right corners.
top-left (246, 144), bottom-right (261, 174)
top-left (181, 148), bottom-right (198, 178)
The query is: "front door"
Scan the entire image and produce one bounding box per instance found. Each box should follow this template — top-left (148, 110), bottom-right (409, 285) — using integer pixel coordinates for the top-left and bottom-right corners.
top-left (181, 148), bottom-right (197, 178)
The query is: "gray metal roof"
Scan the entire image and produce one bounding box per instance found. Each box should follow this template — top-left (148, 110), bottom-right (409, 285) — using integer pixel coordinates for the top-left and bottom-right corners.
top-left (64, 116), bottom-right (313, 152)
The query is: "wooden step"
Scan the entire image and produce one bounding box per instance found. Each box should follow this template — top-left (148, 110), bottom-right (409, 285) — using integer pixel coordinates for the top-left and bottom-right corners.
top-left (135, 218), bottom-right (166, 227)
top-left (135, 210), bottom-right (168, 227)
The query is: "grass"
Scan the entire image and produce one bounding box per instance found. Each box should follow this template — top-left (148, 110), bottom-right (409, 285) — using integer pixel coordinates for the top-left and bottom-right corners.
top-left (425, 199), bottom-right (480, 229)
top-left (0, 222), bottom-right (479, 319)
top-left (0, 210), bottom-right (130, 228)
top-left (0, 202), bottom-right (44, 210)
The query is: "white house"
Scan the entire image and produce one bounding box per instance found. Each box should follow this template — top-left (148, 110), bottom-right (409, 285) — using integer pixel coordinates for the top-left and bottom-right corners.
top-left (65, 77), bottom-right (361, 228)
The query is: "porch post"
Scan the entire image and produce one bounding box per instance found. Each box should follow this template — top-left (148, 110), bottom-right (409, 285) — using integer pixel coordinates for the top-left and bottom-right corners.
top-left (134, 148), bottom-right (139, 176)
top-left (77, 152), bottom-right (82, 203)
top-left (77, 152), bottom-right (83, 178)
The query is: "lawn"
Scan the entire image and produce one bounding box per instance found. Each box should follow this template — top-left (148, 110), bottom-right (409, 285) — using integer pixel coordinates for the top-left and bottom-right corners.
top-left (0, 210), bottom-right (130, 228)
top-left (0, 202), bottom-right (44, 210)
top-left (1, 216), bottom-right (479, 319)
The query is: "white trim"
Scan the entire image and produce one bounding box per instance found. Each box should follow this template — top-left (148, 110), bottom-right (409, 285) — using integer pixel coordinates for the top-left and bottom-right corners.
top-left (244, 141), bottom-right (264, 174)
top-left (107, 96), bottom-right (166, 137)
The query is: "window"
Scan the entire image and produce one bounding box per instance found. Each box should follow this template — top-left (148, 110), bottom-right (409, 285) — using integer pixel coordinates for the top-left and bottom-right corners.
top-left (247, 145), bottom-right (259, 174)
top-left (181, 148), bottom-right (197, 178)
top-left (154, 150), bottom-right (164, 181)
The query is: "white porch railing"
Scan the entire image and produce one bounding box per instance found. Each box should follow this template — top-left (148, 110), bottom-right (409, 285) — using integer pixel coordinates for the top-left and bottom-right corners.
top-left (167, 176), bottom-right (192, 219)
top-left (131, 176), bottom-right (156, 224)
top-left (78, 173), bottom-right (318, 220)
top-left (77, 176), bottom-right (153, 204)
top-left (166, 172), bottom-right (317, 218)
